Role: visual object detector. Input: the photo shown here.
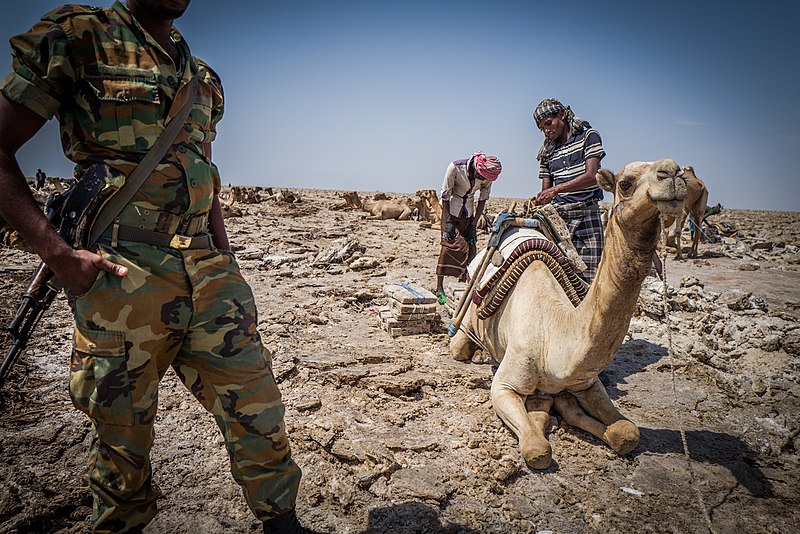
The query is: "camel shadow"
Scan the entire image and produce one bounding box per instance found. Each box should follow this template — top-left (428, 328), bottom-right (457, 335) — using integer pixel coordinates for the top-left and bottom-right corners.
top-left (600, 338), bottom-right (667, 400)
top-left (367, 501), bottom-right (480, 534)
top-left (636, 427), bottom-right (774, 499)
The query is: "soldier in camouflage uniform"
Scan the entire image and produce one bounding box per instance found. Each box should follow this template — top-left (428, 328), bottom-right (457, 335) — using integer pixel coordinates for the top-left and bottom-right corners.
top-left (0, 1), bottom-right (310, 533)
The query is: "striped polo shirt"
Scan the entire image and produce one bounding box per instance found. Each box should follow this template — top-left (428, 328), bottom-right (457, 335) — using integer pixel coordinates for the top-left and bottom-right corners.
top-left (539, 128), bottom-right (605, 204)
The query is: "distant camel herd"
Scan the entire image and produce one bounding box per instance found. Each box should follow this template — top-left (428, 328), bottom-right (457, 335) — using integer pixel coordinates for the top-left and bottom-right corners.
top-left (215, 163), bottom-right (710, 259)
top-left (329, 164), bottom-right (709, 260)
top-left (330, 189), bottom-right (443, 224)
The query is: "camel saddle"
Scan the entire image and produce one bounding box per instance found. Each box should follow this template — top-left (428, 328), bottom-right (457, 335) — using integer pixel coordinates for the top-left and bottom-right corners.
top-left (467, 207), bottom-right (589, 320)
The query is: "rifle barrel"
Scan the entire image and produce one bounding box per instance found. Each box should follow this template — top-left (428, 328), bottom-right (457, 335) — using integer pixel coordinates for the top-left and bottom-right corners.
top-left (0, 339), bottom-right (26, 387)
top-left (1, 264), bottom-right (58, 390)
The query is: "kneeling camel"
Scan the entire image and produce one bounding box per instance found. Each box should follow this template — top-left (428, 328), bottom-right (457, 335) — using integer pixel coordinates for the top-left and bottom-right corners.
top-left (450, 159), bottom-right (687, 469)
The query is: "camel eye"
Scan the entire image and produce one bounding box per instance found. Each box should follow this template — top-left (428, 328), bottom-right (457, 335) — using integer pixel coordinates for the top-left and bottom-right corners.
top-left (618, 180), bottom-right (632, 193)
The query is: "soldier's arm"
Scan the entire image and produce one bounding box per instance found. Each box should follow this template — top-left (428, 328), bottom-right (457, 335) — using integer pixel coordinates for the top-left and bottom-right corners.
top-left (0, 94), bottom-right (126, 294)
top-left (203, 141), bottom-right (231, 253)
top-left (209, 196), bottom-right (231, 253)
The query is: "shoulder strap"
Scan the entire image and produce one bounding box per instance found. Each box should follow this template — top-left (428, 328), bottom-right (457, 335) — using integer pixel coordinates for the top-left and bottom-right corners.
top-left (87, 75), bottom-right (199, 247)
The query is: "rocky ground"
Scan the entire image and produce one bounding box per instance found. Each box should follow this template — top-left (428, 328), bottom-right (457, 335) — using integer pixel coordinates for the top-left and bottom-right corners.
top-left (1, 188), bottom-right (798, 533)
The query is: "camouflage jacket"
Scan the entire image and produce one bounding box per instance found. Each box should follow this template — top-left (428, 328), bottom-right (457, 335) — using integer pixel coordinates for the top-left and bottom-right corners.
top-left (1, 1), bottom-right (224, 217)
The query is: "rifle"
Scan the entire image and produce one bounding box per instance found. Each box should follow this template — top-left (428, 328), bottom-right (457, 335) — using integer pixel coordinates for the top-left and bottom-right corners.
top-left (0, 166), bottom-right (112, 390)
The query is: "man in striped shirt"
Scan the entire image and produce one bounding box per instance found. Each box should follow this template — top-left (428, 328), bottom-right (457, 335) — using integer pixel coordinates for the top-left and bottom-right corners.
top-left (533, 98), bottom-right (605, 283)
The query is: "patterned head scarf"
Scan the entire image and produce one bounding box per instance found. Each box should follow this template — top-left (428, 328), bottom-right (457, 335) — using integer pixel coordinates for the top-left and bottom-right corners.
top-left (533, 98), bottom-right (591, 162)
top-left (471, 152), bottom-right (502, 181)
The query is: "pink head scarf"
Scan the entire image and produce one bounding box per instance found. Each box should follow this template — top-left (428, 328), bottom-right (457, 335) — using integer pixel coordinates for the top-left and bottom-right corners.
top-left (472, 152), bottom-right (502, 181)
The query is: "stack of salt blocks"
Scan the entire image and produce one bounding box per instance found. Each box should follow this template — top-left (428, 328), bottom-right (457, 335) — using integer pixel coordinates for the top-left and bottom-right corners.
top-left (444, 281), bottom-right (467, 315)
top-left (378, 283), bottom-right (438, 337)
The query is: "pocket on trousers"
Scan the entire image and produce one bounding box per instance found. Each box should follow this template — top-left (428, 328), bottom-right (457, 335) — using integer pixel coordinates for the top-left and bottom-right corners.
top-left (73, 265), bottom-right (105, 301)
top-left (70, 328), bottom-right (134, 427)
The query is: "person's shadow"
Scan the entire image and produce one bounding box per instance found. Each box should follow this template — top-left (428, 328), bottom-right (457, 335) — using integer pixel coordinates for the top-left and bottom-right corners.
top-left (599, 338), bottom-right (668, 400)
top-left (636, 426), bottom-right (774, 499)
top-left (367, 501), bottom-right (480, 533)
top-left (572, 339), bottom-right (775, 502)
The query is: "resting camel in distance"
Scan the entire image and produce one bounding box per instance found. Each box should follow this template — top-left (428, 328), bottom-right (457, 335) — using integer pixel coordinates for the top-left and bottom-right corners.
top-left (362, 193), bottom-right (421, 220)
top-left (415, 189), bottom-right (443, 224)
top-left (414, 188), bottom-right (491, 229)
top-left (450, 158), bottom-right (687, 469)
top-left (217, 186), bottom-right (242, 218)
top-left (664, 165), bottom-right (708, 259)
top-left (332, 191), bottom-right (421, 220)
top-left (330, 190), bottom-right (363, 211)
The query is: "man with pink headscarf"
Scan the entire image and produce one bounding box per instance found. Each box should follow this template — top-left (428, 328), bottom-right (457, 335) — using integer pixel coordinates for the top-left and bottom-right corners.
top-left (435, 152), bottom-right (502, 304)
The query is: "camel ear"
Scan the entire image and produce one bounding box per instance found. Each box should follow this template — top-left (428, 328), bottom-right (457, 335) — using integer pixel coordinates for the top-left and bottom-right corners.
top-left (596, 168), bottom-right (616, 192)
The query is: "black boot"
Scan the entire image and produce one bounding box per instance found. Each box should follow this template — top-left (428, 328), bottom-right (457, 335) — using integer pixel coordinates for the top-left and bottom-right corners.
top-left (262, 509), bottom-right (320, 534)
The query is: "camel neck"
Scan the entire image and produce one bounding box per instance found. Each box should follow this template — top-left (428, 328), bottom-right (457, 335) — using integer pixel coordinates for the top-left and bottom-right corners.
top-left (579, 214), bottom-right (658, 355)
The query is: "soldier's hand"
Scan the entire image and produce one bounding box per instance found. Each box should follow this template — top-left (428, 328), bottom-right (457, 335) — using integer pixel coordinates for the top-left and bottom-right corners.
top-left (52, 249), bottom-right (128, 297)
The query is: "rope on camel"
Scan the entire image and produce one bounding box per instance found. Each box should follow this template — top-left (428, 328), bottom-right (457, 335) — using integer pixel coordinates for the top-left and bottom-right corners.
top-left (477, 249), bottom-right (587, 320)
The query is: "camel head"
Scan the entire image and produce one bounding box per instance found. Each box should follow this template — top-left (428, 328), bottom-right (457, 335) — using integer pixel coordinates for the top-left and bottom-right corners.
top-left (597, 158), bottom-right (687, 234)
top-left (218, 186), bottom-right (235, 204)
top-left (342, 191), bottom-right (363, 208)
top-left (411, 195), bottom-right (426, 211)
top-left (415, 189), bottom-right (439, 202)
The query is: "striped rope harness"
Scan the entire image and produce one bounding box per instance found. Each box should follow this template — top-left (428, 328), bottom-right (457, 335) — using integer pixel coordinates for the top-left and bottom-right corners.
top-left (475, 238), bottom-right (588, 320)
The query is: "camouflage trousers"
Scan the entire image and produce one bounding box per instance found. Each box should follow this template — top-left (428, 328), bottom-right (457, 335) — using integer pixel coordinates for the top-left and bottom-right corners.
top-left (69, 241), bottom-right (301, 533)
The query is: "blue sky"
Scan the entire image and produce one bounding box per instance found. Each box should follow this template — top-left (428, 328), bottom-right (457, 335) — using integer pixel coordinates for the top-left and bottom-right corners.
top-left (3, 0), bottom-right (799, 211)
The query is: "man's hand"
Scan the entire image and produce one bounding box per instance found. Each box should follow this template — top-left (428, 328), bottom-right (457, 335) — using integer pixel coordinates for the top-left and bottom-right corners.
top-left (463, 221), bottom-right (477, 244)
top-left (51, 249), bottom-right (128, 297)
top-left (534, 186), bottom-right (558, 206)
top-left (443, 220), bottom-right (457, 243)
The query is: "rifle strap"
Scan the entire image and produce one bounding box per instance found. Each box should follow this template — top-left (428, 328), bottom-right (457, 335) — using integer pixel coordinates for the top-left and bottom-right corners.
top-left (87, 75), bottom-right (199, 248)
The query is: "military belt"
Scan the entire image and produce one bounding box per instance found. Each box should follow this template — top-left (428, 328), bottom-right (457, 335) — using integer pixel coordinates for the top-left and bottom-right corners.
top-left (116, 205), bottom-right (209, 236)
top-left (100, 224), bottom-right (213, 250)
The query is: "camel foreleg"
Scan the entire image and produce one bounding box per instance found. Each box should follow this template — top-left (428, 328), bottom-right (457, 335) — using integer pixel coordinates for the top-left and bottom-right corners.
top-left (523, 394), bottom-right (554, 468)
top-left (690, 225), bottom-right (700, 258)
top-left (673, 212), bottom-right (686, 260)
top-left (449, 304), bottom-right (482, 361)
top-left (553, 392), bottom-right (608, 440)
top-left (567, 380), bottom-right (639, 454)
top-left (690, 188), bottom-right (709, 258)
top-left (491, 365), bottom-right (552, 469)
top-left (449, 327), bottom-right (476, 361)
